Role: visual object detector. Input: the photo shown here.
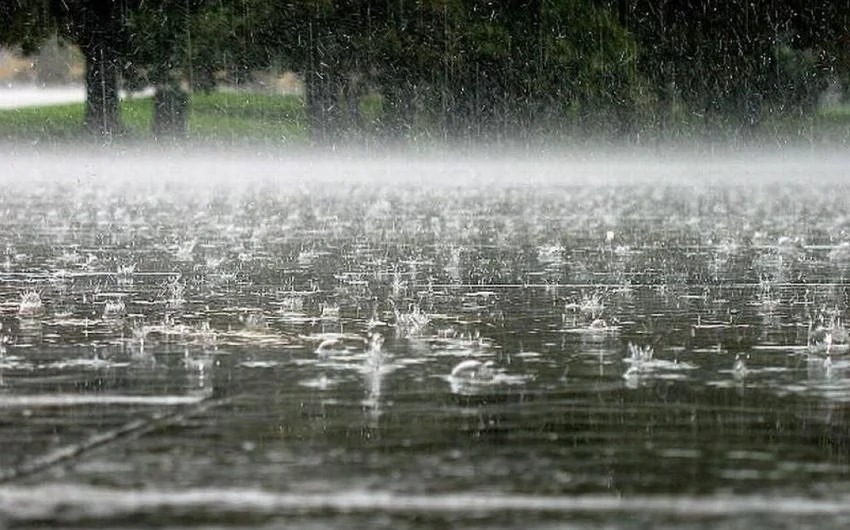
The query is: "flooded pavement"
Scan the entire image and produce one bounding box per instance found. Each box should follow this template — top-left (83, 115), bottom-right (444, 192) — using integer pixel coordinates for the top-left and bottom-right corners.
top-left (2, 150), bottom-right (850, 528)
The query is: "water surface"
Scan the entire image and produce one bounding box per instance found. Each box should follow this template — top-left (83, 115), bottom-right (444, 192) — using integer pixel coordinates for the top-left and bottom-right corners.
top-left (1, 150), bottom-right (850, 528)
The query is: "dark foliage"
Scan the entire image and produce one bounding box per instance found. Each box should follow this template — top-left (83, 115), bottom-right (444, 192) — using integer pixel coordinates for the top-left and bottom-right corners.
top-left (1, 0), bottom-right (848, 143)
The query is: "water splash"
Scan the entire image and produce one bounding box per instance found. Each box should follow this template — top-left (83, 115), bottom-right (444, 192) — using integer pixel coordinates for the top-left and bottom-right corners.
top-left (18, 290), bottom-right (43, 317)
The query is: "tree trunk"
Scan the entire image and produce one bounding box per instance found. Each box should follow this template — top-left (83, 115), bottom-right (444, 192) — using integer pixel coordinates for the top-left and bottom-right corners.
top-left (81, 36), bottom-right (121, 137)
top-left (152, 84), bottom-right (189, 139)
top-left (305, 70), bottom-right (340, 146)
top-left (380, 81), bottom-right (414, 142)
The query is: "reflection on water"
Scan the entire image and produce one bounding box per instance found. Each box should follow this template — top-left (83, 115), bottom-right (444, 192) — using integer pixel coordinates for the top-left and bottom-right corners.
top-left (2, 154), bottom-right (850, 526)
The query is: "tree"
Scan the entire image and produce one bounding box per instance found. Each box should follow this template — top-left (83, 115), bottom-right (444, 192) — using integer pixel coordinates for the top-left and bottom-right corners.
top-left (52, 0), bottom-right (139, 136)
top-left (124, 0), bottom-right (200, 138)
top-left (0, 0), bottom-right (54, 54)
top-left (621, 0), bottom-right (849, 137)
top-left (0, 0), bottom-right (137, 137)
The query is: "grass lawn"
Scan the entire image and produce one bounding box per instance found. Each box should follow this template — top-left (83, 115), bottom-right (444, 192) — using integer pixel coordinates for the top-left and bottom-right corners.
top-left (0, 91), bottom-right (309, 145)
top-left (1, 89), bottom-right (849, 147)
top-left (0, 101), bottom-right (88, 142)
top-left (188, 91), bottom-right (307, 144)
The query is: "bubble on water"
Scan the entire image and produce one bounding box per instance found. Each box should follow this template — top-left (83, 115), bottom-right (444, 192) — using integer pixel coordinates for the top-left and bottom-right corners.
top-left (312, 333), bottom-right (369, 355)
top-left (734, 353), bottom-right (749, 379)
top-left (450, 359), bottom-right (495, 381)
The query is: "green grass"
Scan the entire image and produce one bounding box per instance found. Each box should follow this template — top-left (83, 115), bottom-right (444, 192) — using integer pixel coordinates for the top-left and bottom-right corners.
top-left (2, 89), bottom-right (850, 147)
top-left (0, 91), bottom-right (308, 145)
top-left (187, 92), bottom-right (307, 143)
top-left (0, 101), bottom-right (87, 142)
top-left (754, 106), bottom-right (850, 145)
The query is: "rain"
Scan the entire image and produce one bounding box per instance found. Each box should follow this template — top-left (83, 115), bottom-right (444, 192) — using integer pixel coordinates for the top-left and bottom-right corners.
top-left (2, 1), bottom-right (850, 528)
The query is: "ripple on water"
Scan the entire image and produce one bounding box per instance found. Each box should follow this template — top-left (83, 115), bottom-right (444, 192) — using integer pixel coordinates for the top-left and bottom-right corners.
top-left (3, 485), bottom-right (850, 526)
top-left (39, 358), bottom-right (130, 370)
top-left (239, 360), bottom-right (281, 368)
top-left (7, 158), bottom-right (850, 519)
top-left (299, 374), bottom-right (341, 390)
top-left (0, 393), bottom-right (206, 408)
